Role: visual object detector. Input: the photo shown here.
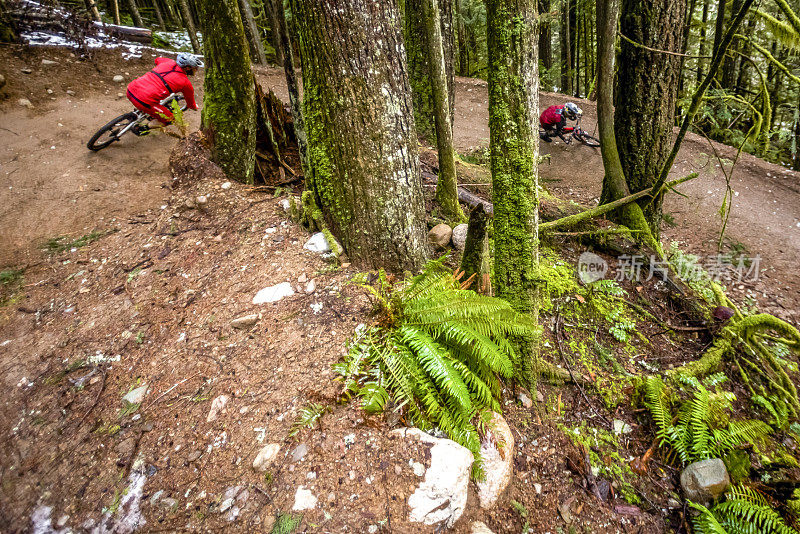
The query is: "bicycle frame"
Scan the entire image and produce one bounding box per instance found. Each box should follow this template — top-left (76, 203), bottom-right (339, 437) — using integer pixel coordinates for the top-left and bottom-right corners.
top-left (118, 94), bottom-right (186, 137)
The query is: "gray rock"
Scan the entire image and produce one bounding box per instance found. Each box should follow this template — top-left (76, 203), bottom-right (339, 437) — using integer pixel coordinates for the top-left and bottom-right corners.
top-left (113, 75), bottom-right (125, 83)
top-left (390, 427), bottom-right (473, 528)
top-left (21, 67), bottom-right (32, 74)
top-left (428, 224), bottom-right (453, 249)
top-left (18, 98), bottom-right (32, 109)
top-left (680, 458), bottom-right (730, 504)
top-left (231, 314), bottom-right (259, 329)
top-left (66, 90), bottom-right (75, 95)
top-left (613, 419), bottom-right (632, 435)
top-left (123, 385), bottom-right (148, 404)
top-left (149, 489), bottom-right (165, 506)
top-left (160, 498), bottom-right (177, 509)
top-left (517, 391), bottom-right (533, 409)
top-left (41, 59), bottom-right (59, 66)
top-left (219, 498), bottom-right (234, 513)
top-left (472, 522), bottom-right (495, 534)
top-left (451, 224), bottom-right (468, 251)
top-left (291, 443), bottom-right (308, 462)
top-left (304, 232), bottom-right (331, 253)
top-left (536, 390), bottom-right (544, 402)
top-left (476, 413), bottom-right (515, 509)
top-left (253, 443), bottom-right (281, 471)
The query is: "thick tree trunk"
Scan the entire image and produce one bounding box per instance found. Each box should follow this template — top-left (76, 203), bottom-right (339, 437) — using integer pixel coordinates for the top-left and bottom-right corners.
top-left (406, 0), bottom-right (455, 142)
top-left (610, 0), bottom-right (685, 239)
top-left (127, 0), bottom-right (145, 27)
top-left (423, 0), bottom-right (463, 221)
top-left (178, 0), bottom-right (201, 53)
top-left (275, 0), bottom-right (307, 174)
top-left (237, 0), bottom-right (267, 65)
top-left (539, 0), bottom-right (552, 72)
top-left (711, 0), bottom-right (726, 62)
top-left (487, 0), bottom-right (540, 371)
top-left (198, 0), bottom-right (257, 183)
top-left (291, 0), bottom-right (429, 271)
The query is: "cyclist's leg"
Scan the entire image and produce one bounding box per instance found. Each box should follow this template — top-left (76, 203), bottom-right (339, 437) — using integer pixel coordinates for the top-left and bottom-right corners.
top-left (148, 103), bottom-right (174, 125)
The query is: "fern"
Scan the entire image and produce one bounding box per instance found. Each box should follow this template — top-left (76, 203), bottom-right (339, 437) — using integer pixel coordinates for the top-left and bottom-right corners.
top-left (335, 260), bottom-right (538, 460)
top-left (643, 378), bottom-right (771, 466)
top-left (288, 403), bottom-right (327, 438)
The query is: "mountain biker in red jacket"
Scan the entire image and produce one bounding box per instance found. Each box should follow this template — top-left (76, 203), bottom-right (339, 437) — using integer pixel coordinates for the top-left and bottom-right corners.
top-left (539, 102), bottom-right (582, 142)
top-left (126, 53), bottom-right (203, 134)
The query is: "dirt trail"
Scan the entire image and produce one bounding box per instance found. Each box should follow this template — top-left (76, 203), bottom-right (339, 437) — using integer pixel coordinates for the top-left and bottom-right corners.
top-left (1, 49), bottom-right (798, 317)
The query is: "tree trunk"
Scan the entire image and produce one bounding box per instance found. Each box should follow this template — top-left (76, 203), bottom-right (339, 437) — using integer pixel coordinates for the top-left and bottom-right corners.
top-left (456, 0), bottom-right (468, 75)
top-left (290, 0), bottom-right (430, 272)
top-left (560, 0), bottom-right (572, 93)
top-left (127, 0), bottom-right (145, 27)
top-left (0, 0), bottom-right (19, 42)
top-left (275, 0), bottom-right (307, 174)
top-left (84, 0), bottom-right (102, 21)
top-left (679, 0), bottom-right (696, 94)
top-left (696, 0), bottom-right (709, 85)
top-left (711, 0), bottom-right (726, 61)
top-left (793, 94), bottom-right (800, 171)
top-left (460, 204), bottom-right (490, 294)
top-left (423, 0), bottom-right (463, 221)
top-left (198, 0), bottom-right (257, 183)
top-left (178, 0), bottom-right (201, 53)
top-left (610, 0), bottom-right (686, 239)
top-left (406, 0), bottom-right (455, 142)
top-left (596, 0), bottom-right (658, 250)
top-left (539, 0), bottom-right (553, 71)
top-left (266, 0), bottom-right (284, 66)
top-left (153, 0), bottom-right (166, 30)
top-left (487, 0), bottom-right (540, 373)
top-left (111, 0), bottom-right (121, 25)
top-left (720, 0), bottom-right (743, 89)
top-left (237, 0), bottom-right (267, 65)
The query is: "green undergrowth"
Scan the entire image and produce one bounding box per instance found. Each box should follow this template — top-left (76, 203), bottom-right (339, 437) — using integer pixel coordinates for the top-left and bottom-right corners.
top-left (563, 422), bottom-right (641, 505)
top-left (0, 268), bottom-right (24, 307)
top-left (43, 229), bottom-right (115, 255)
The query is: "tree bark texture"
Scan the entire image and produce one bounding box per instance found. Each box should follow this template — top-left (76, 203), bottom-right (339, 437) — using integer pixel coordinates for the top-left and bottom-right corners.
top-left (275, 0), bottom-right (307, 174)
top-left (266, 0), bottom-right (284, 66)
top-left (178, 0), bottom-right (201, 53)
top-left (487, 0), bottom-right (540, 317)
top-left (127, 0), bottom-right (145, 27)
top-left (238, 0), bottom-right (267, 65)
top-left (0, 0), bottom-right (19, 42)
top-left (612, 0), bottom-right (685, 238)
top-left (460, 204), bottom-right (491, 294)
top-left (405, 0), bottom-right (455, 141)
top-left (696, 0), bottom-right (709, 85)
top-left (291, 0), bottom-right (430, 272)
top-left (198, 0), bottom-right (257, 183)
top-left (538, 0), bottom-right (552, 71)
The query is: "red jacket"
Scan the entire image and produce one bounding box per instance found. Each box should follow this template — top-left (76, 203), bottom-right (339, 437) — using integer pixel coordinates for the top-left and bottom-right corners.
top-left (127, 57), bottom-right (198, 110)
top-left (539, 105), bottom-right (565, 127)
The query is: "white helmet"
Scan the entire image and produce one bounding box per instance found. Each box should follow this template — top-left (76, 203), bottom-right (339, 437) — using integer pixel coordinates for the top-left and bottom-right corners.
top-left (176, 53), bottom-right (204, 69)
top-left (564, 102), bottom-right (582, 120)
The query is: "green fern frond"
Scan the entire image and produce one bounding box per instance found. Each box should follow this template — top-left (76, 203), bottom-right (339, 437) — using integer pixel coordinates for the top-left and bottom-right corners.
top-left (288, 402), bottom-right (327, 438)
top-left (429, 321), bottom-right (514, 377)
top-left (690, 501), bottom-right (731, 534)
top-left (643, 377), bottom-right (673, 446)
top-left (712, 420), bottom-right (771, 457)
top-left (715, 484), bottom-right (799, 534)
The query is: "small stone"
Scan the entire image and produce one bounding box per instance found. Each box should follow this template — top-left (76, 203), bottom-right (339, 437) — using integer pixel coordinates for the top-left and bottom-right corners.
top-left (368, 526), bottom-right (378, 534)
top-left (292, 486), bottom-right (317, 511)
top-left (681, 458), bottom-right (730, 505)
top-left (412, 462), bottom-right (425, 477)
top-left (196, 195), bottom-right (208, 206)
top-left (117, 92), bottom-right (124, 98)
top-left (219, 498), bottom-right (234, 513)
top-left (536, 390), bottom-right (544, 402)
top-left (517, 391), bottom-right (533, 409)
top-left (113, 75), bottom-right (125, 82)
top-left (123, 385), bottom-right (148, 404)
top-left (253, 443), bottom-right (281, 471)
top-left (472, 522), bottom-right (495, 534)
top-left (305, 280), bottom-right (316, 294)
top-left (231, 314), bottom-right (259, 329)
top-left (41, 59), bottom-right (58, 66)
top-left (613, 419), bottom-right (632, 435)
top-left (451, 224), bottom-right (468, 250)
top-left (280, 198), bottom-right (291, 212)
top-left (476, 413), bottom-right (515, 509)
top-left (394, 464), bottom-right (402, 475)
top-left (428, 224), bottom-right (453, 249)
top-left (253, 282), bottom-right (295, 304)
top-left (298, 273), bottom-right (308, 284)
top-left (18, 98), bottom-right (33, 109)
top-left (327, 492), bottom-right (336, 503)
top-left (160, 498), bottom-right (177, 509)
top-left (46, 88), bottom-right (53, 94)
top-left (66, 90), bottom-right (75, 95)
top-left (291, 443), bottom-right (308, 462)
top-left (304, 232), bottom-right (331, 253)
top-left (206, 395), bottom-right (229, 422)
top-left (187, 450), bottom-right (202, 463)
top-left (0, 74), bottom-right (5, 89)
top-left (221, 181), bottom-right (232, 190)
top-left (184, 198), bottom-right (196, 209)
top-left (21, 67), bottom-right (32, 74)
top-left (534, 483), bottom-right (542, 494)
top-left (56, 515), bottom-right (69, 527)
top-left (150, 490), bottom-right (165, 506)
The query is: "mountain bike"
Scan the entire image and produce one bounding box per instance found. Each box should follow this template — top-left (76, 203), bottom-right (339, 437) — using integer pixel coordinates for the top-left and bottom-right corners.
top-left (86, 94), bottom-right (186, 151)
top-left (540, 118), bottom-right (601, 148)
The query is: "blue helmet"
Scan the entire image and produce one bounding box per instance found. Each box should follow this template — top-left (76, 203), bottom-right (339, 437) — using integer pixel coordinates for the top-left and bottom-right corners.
top-left (176, 53), bottom-right (204, 70)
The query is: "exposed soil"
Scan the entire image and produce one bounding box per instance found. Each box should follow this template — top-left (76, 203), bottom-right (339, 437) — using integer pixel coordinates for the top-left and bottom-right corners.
top-left (0, 44), bottom-right (798, 534)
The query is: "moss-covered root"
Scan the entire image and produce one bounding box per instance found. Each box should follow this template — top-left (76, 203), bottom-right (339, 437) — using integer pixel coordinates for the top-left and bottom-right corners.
top-left (459, 204), bottom-right (490, 293)
top-left (296, 190), bottom-right (343, 257)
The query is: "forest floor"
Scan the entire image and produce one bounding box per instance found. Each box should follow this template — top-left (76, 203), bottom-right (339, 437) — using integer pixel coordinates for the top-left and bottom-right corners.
top-left (0, 45), bottom-right (798, 534)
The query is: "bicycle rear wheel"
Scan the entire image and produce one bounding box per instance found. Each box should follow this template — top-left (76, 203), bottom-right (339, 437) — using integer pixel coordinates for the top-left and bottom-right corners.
top-left (86, 112), bottom-right (139, 151)
top-left (574, 130), bottom-right (600, 148)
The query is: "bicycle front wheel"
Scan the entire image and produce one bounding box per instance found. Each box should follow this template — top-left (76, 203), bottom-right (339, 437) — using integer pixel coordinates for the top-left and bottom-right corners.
top-left (86, 112), bottom-right (139, 151)
top-left (574, 130), bottom-right (600, 148)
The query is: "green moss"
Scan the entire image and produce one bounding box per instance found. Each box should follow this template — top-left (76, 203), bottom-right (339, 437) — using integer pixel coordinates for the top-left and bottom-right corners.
top-left (723, 450), bottom-right (751, 483)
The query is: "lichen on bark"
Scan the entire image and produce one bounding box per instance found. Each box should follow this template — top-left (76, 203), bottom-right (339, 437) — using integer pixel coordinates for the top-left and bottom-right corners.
top-left (291, 0), bottom-right (429, 272)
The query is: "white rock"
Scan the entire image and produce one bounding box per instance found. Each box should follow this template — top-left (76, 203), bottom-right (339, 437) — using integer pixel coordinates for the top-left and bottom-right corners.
top-left (534, 483), bottom-right (542, 494)
top-left (472, 521), bottom-right (495, 534)
top-left (113, 75), bottom-right (125, 82)
top-left (280, 198), bottom-right (291, 212)
top-left (253, 443), bottom-right (281, 471)
top-left (412, 462), bottom-right (425, 477)
top-left (18, 98), bottom-right (33, 108)
top-left (391, 427), bottom-right (474, 528)
top-left (123, 385), bottom-right (148, 404)
top-left (613, 419), bottom-right (632, 435)
top-left (304, 232), bottom-right (331, 253)
top-left (219, 498), bottom-right (234, 513)
top-left (451, 224), bottom-right (469, 251)
top-left (292, 486), bottom-right (317, 511)
top-left (298, 273), bottom-right (308, 284)
top-left (206, 395), bottom-right (229, 422)
top-left (221, 181), bottom-right (232, 190)
top-left (253, 282), bottom-right (295, 304)
top-left (305, 279), bottom-right (316, 293)
top-left (196, 195), bottom-right (208, 206)
top-left (231, 314), bottom-right (259, 329)
top-left (41, 59), bottom-right (59, 66)
top-left (476, 413), bottom-right (514, 509)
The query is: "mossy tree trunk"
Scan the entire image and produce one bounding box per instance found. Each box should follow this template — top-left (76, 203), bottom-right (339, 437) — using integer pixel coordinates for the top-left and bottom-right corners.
top-left (198, 0), bottom-right (257, 183)
top-left (405, 0), bottom-right (455, 141)
top-left (266, 0), bottom-right (285, 66)
top-left (127, 0), bottom-right (145, 27)
top-left (237, 0), bottom-right (267, 65)
top-left (275, 0), bottom-right (307, 174)
top-left (178, 0), bottom-right (201, 53)
top-left (291, 0), bottom-right (430, 272)
top-left (487, 0), bottom-right (540, 377)
top-left (608, 0), bottom-right (685, 239)
top-left (0, 0), bottom-right (19, 42)
top-left (595, 0), bottom-right (659, 252)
